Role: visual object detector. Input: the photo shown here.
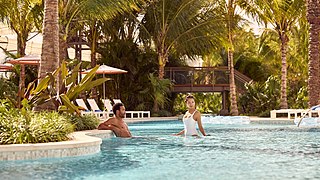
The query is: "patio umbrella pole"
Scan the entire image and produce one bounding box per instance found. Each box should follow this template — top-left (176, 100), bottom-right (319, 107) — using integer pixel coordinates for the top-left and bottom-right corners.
top-left (103, 73), bottom-right (106, 119)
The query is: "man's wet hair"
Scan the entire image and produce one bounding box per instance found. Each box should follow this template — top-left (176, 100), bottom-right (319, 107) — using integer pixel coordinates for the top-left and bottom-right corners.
top-left (113, 102), bottom-right (124, 113)
top-left (185, 94), bottom-right (195, 102)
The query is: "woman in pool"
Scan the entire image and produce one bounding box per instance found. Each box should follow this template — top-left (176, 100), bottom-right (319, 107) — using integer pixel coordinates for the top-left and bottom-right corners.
top-left (174, 95), bottom-right (206, 136)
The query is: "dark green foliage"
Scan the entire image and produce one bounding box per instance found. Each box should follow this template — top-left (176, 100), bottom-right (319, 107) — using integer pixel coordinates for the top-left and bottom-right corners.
top-left (292, 86), bottom-right (308, 109)
top-left (68, 114), bottom-right (100, 131)
top-left (0, 77), bottom-right (18, 99)
top-left (173, 93), bottom-right (221, 115)
top-left (239, 75), bottom-right (280, 116)
top-left (153, 110), bottom-right (172, 117)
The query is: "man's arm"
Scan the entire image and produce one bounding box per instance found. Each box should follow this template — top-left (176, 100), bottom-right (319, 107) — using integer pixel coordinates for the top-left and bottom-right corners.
top-left (98, 119), bottom-right (119, 130)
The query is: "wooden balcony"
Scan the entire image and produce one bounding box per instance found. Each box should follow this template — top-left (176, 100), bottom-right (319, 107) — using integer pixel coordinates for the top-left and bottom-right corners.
top-left (164, 66), bottom-right (251, 93)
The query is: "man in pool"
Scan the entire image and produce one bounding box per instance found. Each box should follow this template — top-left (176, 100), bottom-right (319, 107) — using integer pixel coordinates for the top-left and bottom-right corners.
top-left (98, 102), bottom-right (132, 138)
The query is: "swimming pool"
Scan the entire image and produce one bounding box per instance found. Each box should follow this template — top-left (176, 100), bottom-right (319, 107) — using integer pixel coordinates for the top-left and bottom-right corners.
top-left (1, 119), bottom-right (320, 179)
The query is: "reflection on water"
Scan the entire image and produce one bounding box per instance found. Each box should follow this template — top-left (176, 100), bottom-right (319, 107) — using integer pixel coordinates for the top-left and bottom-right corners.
top-left (1, 120), bottom-right (320, 179)
top-left (202, 115), bottom-right (250, 124)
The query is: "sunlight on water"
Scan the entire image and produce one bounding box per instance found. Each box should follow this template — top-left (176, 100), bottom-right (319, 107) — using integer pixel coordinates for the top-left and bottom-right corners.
top-left (1, 120), bottom-right (320, 179)
top-left (202, 115), bottom-right (250, 124)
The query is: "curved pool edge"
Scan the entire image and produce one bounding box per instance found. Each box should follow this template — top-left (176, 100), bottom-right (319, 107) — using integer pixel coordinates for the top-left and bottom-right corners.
top-left (0, 130), bottom-right (114, 161)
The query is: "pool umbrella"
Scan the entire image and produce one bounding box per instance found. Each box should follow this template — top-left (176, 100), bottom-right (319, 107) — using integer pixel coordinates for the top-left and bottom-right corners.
top-left (7, 55), bottom-right (40, 65)
top-left (82, 65), bottom-right (128, 75)
top-left (0, 63), bottom-right (14, 72)
top-left (82, 65), bottom-right (128, 110)
top-left (7, 55), bottom-right (40, 107)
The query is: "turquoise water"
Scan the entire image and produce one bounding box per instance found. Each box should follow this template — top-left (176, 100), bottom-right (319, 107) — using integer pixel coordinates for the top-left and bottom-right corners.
top-left (1, 120), bottom-right (320, 179)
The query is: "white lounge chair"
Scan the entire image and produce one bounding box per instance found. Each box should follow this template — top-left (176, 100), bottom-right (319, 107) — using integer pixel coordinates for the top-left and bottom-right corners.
top-left (270, 108), bottom-right (320, 119)
top-left (87, 99), bottom-right (109, 118)
top-left (113, 99), bottom-right (122, 104)
top-left (113, 99), bottom-right (150, 118)
top-left (75, 99), bottom-right (92, 116)
top-left (102, 99), bottom-right (114, 117)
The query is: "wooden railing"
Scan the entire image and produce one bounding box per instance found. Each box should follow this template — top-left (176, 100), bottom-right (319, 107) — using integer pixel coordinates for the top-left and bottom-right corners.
top-left (164, 66), bottom-right (251, 92)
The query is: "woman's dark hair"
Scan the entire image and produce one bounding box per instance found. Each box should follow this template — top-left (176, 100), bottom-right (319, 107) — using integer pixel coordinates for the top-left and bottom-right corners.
top-left (185, 94), bottom-right (195, 102)
top-left (113, 103), bottom-right (124, 113)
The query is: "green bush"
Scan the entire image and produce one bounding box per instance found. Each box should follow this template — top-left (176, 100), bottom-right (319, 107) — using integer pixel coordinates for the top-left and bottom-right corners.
top-left (157, 110), bottom-right (172, 117)
top-left (239, 75), bottom-right (280, 116)
top-left (0, 77), bottom-right (18, 99)
top-left (68, 114), bottom-right (100, 131)
top-left (0, 108), bottom-right (74, 145)
top-left (173, 93), bottom-right (221, 115)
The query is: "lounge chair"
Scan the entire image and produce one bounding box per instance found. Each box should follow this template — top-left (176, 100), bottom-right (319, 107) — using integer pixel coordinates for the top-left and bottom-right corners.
top-left (75, 99), bottom-right (96, 116)
top-left (102, 99), bottom-right (114, 117)
top-left (270, 108), bottom-right (320, 119)
top-left (113, 99), bottom-right (150, 118)
top-left (113, 99), bottom-right (122, 104)
top-left (87, 99), bottom-right (109, 118)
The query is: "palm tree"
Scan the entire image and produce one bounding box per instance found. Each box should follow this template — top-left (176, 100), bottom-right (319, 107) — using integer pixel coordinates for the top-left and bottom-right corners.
top-left (138, 0), bottom-right (224, 113)
top-left (40, 0), bottom-right (59, 79)
top-left (222, 0), bottom-right (246, 115)
top-left (37, 0), bottom-right (59, 110)
top-left (58, 0), bottom-right (142, 99)
top-left (0, 0), bottom-right (43, 57)
top-left (139, 0), bottom-right (224, 79)
top-left (306, 0), bottom-right (320, 107)
top-left (0, 0), bottom-right (42, 108)
top-left (243, 0), bottom-right (305, 109)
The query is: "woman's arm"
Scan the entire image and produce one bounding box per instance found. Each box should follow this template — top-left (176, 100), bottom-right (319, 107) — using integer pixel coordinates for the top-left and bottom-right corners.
top-left (173, 129), bottom-right (185, 136)
top-left (194, 111), bottom-right (206, 136)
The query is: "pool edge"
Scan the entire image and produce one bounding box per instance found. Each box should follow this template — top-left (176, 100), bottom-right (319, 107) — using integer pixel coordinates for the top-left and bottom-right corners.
top-left (0, 130), bottom-right (113, 161)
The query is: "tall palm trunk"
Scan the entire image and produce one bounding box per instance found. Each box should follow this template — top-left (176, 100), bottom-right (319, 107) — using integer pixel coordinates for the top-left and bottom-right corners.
top-left (89, 22), bottom-right (98, 100)
top-left (307, 0), bottom-right (320, 107)
top-left (158, 53), bottom-right (167, 79)
top-left (157, 27), bottom-right (168, 80)
top-left (39, 0), bottom-right (60, 79)
top-left (228, 48), bottom-right (238, 115)
top-left (279, 33), bottom-right (289, 109)
top-left (17, 35), bottom-right (27, 57)
top-left (155, 28), bottom-right (168, 113)
top-left (227, 0), bottom-right (238, 116)
top-left (37, 0), bottom-right (60, 110)
top-left (16, 33), bottom-right (27, 108)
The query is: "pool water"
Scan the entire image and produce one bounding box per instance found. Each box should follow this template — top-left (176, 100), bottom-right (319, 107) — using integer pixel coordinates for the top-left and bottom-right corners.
top-left (2, 120), bottom-right (320, 179)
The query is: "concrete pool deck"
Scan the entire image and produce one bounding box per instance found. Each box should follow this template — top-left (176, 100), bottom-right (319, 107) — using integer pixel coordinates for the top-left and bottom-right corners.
top-left (0, 116), bottom-right (295, 161)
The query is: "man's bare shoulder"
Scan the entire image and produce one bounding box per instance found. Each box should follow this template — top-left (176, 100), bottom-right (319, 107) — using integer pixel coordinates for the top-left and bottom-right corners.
top-left (103, 117), bottom-right (117, 124)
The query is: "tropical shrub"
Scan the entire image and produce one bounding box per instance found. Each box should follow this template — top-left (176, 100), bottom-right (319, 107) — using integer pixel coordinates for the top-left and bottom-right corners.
top-left (292, 86), bottom-right (308, 109)
top-left (173, 93), bottom-right (221, 115)
top-left (17, 61), bottom-right (110, 115)
top-left (68, 114), bottom-right (100, 131)
top-left (148, 73), bottom-right (172, 113)
top-left (0, 77), bottom-right (18, 99)
top-left (0, 100), bottom-right (74, 144)
top-left (239, 75), bottom-right (280, 116)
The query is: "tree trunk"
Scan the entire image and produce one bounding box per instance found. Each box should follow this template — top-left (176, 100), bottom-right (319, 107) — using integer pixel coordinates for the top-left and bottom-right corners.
top-left (39, 0), bottom-right (60, 79)
top-left (37, 0), bottom-right (60, 111)
top-left (90, 23), bottom-right (98, 100)
top-left (158, 52), bottom-right (167, 79)
top-left (279, 33), bottom-right (288, 109)
top-left (17, 34), bottom-right (26, 57)
top-left (307, 0), bottom-right (320, 107)
top-left (153, 52), bottom-right (167, 113)
top-left (228, 48), bottom-right (238, 116)
top-left (17, 64), bottom-right (25, 108)
top-left (16, 31), bottom-right (27, 108)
